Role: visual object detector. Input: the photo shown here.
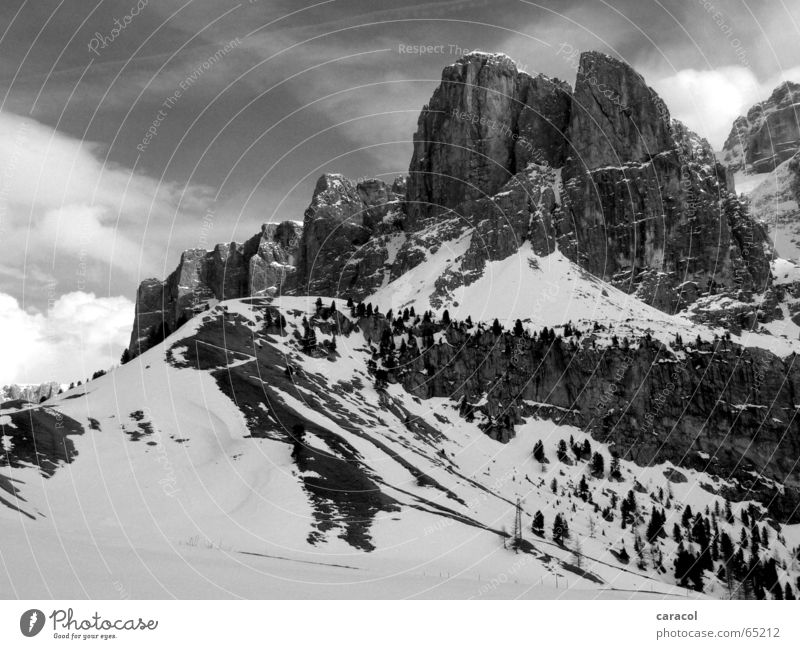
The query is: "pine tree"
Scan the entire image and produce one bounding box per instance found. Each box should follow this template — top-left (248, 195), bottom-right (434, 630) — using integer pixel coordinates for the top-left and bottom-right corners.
top-left (532, 510), bottom-right (545, 536)
top-left (682, 504), bottom-right (694, 529)
top-left (120, 348), bottom-right (131, 365)
top-left (556, 439), bottom-right (569, 463)
top-left (609, 453), bottom-right (622, 480)
top-left (533, 440), bottom-right (545, 463)
top-left (513, 319), bottom-right (524, 336)
top-left (553, 513), bottom-right (567, 543)
top-left (591, 452), bottom-right (604, 477)
top-left (578, 475), bottom-right (589, 501)
top-left (492, 319), bottom-right (502, 336)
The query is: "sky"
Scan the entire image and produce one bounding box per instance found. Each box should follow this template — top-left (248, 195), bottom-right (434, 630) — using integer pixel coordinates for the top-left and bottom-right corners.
top-left (1, 0), bottom-right (799, 384)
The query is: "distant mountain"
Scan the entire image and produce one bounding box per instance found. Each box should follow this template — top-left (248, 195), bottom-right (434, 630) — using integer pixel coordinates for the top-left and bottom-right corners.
top-left (721, 81), bottom-right (800, 174)
top-left (1, 382), bottom-right (60, 404)
top-left (719, 83), bottom-right (800, 261)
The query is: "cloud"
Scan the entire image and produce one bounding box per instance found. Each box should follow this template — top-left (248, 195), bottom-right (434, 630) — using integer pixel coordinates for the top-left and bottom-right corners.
top-left (0, 109), bottom-right (214, 303)
top-left (0, 291), bottom-right (134, 385)
top-left (651, 65), bottom-right (800, 149)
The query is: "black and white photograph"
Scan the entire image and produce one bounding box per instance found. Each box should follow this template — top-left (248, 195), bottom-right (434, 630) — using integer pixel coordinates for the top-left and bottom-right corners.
top-left (0, 0), bottom-right (799, 644)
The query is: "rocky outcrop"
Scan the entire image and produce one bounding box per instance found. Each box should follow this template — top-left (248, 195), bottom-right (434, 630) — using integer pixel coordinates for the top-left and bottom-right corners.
top-left (722, 81), bottom-right (800, 174)
top-left (565, 51), bottom-right (673, 170)
top-left (294, 173), bottom-right (403, 297)
top-left (558, 53), bottom-right (773, 312)
top-left (1, 382), bottom-right (60, 404)
top-left (405, 52), bottom-right (571, 226)
top-left (371, 316), bottom-right (800, 522)
top-left (790, 152), bottom-right (800, 204)
top-left (128, 221), bottom-right (300, 356)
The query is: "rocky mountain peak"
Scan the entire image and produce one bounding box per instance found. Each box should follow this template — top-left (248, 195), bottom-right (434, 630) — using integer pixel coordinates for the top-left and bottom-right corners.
top-left (721, 80), bottom-right (800, 173)
top-left (405, 50), bottom-right (571, 226)
top-left (566, 51), bottom-right (673, 171)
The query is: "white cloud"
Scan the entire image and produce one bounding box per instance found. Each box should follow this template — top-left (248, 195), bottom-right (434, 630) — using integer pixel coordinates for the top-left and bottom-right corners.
top-left (0, 109), bottom-right (214, 299)
top-left (0, 291), bottom-right (134, 385)
top-left (651, 65), bottom-right (800, 149)
top-left (0, 110), bottom-right (216, 384)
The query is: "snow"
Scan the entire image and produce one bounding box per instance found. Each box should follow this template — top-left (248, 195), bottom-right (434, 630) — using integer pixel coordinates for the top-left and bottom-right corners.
top-left (1, 296), bottom-right (794, 599)
top-left (369, 241), bottom-right (800, 358)
top-left (734, 170), bottom-right (771, 195)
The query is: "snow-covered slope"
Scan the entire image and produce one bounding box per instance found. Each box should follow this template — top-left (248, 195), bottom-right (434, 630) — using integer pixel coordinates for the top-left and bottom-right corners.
top-left (2, 297), bottom-right (798, 598)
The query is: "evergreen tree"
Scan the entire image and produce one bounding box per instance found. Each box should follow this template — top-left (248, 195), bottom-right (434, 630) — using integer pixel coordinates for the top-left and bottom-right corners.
top-left (609, 453), bottom-right (622, 480)
top-left (578, 475), bottom-right (589, 501)
top-left (120, 348), bottom-right (131, 365)
top-left (591, 452), bottom-right (604, 477)
top-left (513, 319), bottom-right (524, 336)
top-left (492, 319), bottom-right (502, 336)
top-left (442, 309), bottom-right (451, 326)
top-left (682, 504), bottom-right (694, 529)
top-left (646, 507), bottom-right (666, 542)
top-left (533, 440), bottom-right (545, 463)
top-left (532, 511), bottom-right (544, 536)
top-left (556, 439), bottom-right (569, 463)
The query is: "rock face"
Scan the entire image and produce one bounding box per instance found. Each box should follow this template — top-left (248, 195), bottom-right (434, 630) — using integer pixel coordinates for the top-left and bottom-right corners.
top-left (365, 314), bottom-right (800, 522)
top-left (790, 152), bottom-right (800, 204)
top-left (558, 53), bottom-right (773, 312)
top-left (565, 51), bottom-right (673, 170)
top-left (398, 51), bottom-right (773, 315)
top-left (406, 52), bottom-right (571, 226)
top-left (1, 382), bottom-right (60, 404)
top-left (128, 221), bottom-right (300, 356)
top-left (294, 174), bottom-right (403, 297)
top-left (722, 81), bottom-right (800, 174)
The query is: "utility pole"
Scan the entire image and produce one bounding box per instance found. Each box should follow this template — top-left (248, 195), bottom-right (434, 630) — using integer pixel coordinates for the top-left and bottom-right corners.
top-left (513, 498), bottom-right (523, 552)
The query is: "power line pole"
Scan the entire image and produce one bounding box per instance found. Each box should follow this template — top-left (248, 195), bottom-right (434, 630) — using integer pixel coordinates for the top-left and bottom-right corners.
top-left (513, 498), bottom-right (523, 552)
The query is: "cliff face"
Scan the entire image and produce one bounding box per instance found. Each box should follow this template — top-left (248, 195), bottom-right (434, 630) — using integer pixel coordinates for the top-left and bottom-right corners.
top-left (722, 81), bottom-right (800, 174)
top-left (294, 173), bottom-right (404, 297)
top-left (359, 313), bottom-right (800, 522)
top-left (558, 53), bottom-right (772, 312)
top-left (405, 52), bottom-right (571, 226)
top-left (128, 221), bottom-right (300, 356)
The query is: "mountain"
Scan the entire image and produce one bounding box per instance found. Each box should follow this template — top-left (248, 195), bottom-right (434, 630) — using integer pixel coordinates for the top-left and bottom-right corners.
top-left (721, 81), bottom-right (800, 174)
top-left (0, 382), bottom-right (60, 404)
top-left (3, 51), bottom-right (800, 599)
top-left (719, 83), bottom-right (800, 262)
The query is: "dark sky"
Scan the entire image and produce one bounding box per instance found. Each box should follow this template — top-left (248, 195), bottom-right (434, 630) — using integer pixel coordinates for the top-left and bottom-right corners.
top-left (1, 0), bottom-right (799, 382)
